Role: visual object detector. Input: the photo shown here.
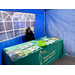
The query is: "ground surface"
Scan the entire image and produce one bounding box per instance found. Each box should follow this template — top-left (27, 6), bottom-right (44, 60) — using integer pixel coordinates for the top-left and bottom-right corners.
top-left (51, 55), bottom-right (75, 65)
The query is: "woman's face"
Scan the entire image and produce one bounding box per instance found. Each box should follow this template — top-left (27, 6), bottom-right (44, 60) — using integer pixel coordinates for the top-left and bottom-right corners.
top-left (28, 29), bottom-right (31, 33)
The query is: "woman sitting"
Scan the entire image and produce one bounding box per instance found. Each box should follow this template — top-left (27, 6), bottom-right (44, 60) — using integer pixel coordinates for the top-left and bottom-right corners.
top-left (24, 27), bottom-right (35, 42)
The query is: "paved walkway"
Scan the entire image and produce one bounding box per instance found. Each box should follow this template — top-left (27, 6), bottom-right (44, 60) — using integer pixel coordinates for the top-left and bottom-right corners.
top-left (51, 55), bottom-right (75, 65)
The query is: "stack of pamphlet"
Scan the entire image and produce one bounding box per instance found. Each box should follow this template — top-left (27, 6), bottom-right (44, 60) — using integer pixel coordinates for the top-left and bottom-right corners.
top-left (47, 40), bottom-right (55, 44)
top-left (28, 47), bottom-right (35, 52)
top-left (43, 38), bottom-right (49, 41)
top-left (54, 38), bottom-right (59, 41)
top-left (23, 45), bottom-right (29, 48)
top-left (19, 46), bottom-right (25, 50)
top-left (33, 46), bottom-right (40, 49)
top-left (6, 49), bottom-right (25, 60)
top-left (28, 43), bottom-right (34, 46)
top-left (46, 42), bottom-right (50, 45)
top-left (23, 49), bottom-right (31, 55)
top-left (49, 38), bottom-right (59, 41)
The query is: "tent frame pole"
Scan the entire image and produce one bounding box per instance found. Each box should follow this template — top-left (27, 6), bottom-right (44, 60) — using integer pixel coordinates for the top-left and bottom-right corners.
top-left (44, 9), bottom-right (46, 36)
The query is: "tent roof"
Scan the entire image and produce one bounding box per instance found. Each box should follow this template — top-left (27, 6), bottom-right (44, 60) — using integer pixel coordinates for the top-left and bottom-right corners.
top-left (37, 9), bottom-right (49, 11)
top-left (0, 9), bottom-right (51, 12)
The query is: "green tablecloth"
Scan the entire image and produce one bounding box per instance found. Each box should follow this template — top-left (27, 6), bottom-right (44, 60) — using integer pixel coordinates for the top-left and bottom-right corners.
top-left (2, 37), bottom-right (65, 65)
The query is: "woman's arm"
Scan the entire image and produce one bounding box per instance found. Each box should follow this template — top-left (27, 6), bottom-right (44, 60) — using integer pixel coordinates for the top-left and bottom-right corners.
top-left (31, 32), bottom-right (35, 40)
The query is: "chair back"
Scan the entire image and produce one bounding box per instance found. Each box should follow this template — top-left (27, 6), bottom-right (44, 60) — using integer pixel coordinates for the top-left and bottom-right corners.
top-left (22, 36), bottom-right (25, 42)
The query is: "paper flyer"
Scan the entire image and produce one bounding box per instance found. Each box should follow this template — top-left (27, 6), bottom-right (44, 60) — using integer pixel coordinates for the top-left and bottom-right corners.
top-left (46, 42), bottom-right (50, 45)
top-left (19, 46), bottom-right (25, 50)
top-left (33, 46), bottom-right (40, 49)
top-left (49, 38), bottom-right (59, 41)
top-left (23, 49), bottom-right (31, 55)
top-left (6, 49), bottom-right (25, 60)
top-left (28, 47), bottom-right (35, 52)
top-left (23, 45), bottom-right (29, 48)
top-left (55, 38), bottom-right (59, 41)
top-left (43, 38), bottom-right (49, 41)
top-left (28, 43), bottom-right (34, 46)
top-left (47, 40), bottom-right (55, 44)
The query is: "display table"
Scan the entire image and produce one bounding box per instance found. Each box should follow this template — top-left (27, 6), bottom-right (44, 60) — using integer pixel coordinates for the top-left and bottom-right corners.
top-left (2, 37), bottom-right (65, 65)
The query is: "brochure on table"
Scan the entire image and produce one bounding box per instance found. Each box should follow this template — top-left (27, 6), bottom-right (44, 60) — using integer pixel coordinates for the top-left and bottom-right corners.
top-left (23, 45), bottom-right (29, 48)
top-left (28, 47), bottom-right (35, 52)
top-left (6, 49), bottom-right (25, 60)
top-left (23, 49), bottom-right (31, 55)
top-left (43, 38), bottom-right (49, 41)
top-left (33, 46), bottom-right (40, 49)
top-left (18, 43), bottom-right (40, 55)
top-left (19, 46), bottom-right (25, 50)
top-left (49, 38), bottom-right (59, 41)
top-left (43, 38), bottom-right (59, 45)
top-left (28, 43), bottom-right (34, 46)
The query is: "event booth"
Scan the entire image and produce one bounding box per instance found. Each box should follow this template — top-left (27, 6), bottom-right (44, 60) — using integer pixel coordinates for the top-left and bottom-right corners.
top-left (0, 9), bottom-right (75, 65)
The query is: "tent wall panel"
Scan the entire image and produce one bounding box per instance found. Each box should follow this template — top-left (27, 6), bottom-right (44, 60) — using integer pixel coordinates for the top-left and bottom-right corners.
top-left (46, 9), bottom-right (75, 56)
top-left (11, 38), bottom-right (19, 45)
top-left (6, 40), bottom-right (13, 47)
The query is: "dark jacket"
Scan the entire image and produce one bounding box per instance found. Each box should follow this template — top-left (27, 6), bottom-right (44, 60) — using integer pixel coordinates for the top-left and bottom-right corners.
top-left (24, 31), bottom-right (35, 42)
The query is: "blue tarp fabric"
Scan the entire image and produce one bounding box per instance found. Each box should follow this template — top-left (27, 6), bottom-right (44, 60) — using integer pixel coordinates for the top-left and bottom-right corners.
top-left (0, 9), bottom-right (44, 65)
top-left (46, 9), bottom-right (75, 56)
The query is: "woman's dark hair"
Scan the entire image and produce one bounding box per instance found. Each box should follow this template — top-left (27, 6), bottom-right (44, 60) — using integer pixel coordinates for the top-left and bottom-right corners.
top-left (25, 27), bottom-right (31, 35)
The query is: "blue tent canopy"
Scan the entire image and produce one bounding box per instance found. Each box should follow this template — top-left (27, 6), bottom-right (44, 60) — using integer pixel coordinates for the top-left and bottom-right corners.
top-left (0, 9), bottom-right (75, 65)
